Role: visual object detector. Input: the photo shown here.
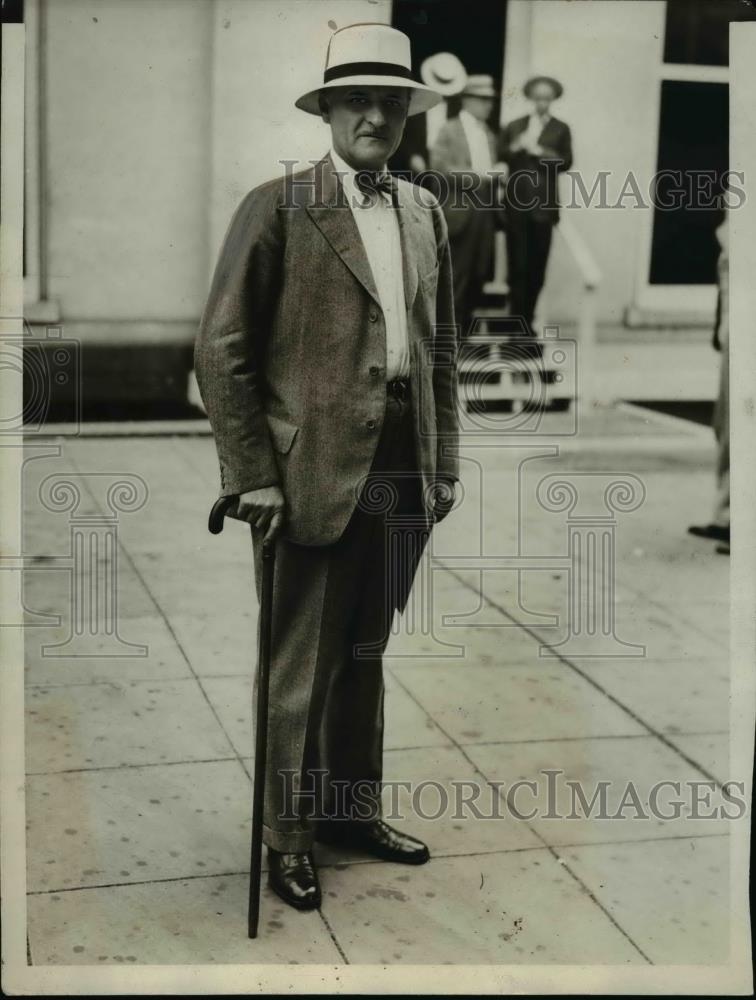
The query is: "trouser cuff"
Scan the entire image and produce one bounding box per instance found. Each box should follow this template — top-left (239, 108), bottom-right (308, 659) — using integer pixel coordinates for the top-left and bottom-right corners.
top-left (263, 823), bottom-right (314, 853)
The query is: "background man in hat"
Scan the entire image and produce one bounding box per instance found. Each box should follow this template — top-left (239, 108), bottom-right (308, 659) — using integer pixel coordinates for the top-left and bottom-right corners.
top-left (195, 22), bottom-right (459, 913)
top-left (499, 76), bottom-right (573, 342)
top-left (429, 74), bottom-right (506, 347)
top-left (390, 52), bottom-right (467, 175)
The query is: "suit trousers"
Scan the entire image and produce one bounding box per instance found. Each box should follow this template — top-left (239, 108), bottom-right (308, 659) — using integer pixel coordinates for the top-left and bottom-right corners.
top-left (505, 209), bottom-right (554, 334)
top-left (250, 389), bottom-right (429, 852)
top-left (445, 198), bottom-right (496, 341)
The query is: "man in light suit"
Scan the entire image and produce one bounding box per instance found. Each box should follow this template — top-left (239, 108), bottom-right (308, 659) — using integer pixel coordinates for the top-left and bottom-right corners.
top-left (195, 23), bottom-right (459, 913)
top-left (500, 76), bottom-right (573, 340)
top-left (429, 74), bottom-right (504, 344)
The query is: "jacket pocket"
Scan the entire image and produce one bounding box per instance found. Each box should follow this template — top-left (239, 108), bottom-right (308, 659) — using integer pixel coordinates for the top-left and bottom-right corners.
top-left (266, 413), bottom-right (299, 454)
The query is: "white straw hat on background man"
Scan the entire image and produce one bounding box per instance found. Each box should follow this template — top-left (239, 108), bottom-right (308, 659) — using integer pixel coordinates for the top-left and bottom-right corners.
top-left (420, 51), bottom-right (467, 97)
top-left (295, 22), bottom-right (443, 117)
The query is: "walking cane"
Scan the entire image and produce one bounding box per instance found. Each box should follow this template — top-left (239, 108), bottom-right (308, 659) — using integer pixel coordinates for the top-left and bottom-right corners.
top-left (208, 495), bottom-right (276, 939)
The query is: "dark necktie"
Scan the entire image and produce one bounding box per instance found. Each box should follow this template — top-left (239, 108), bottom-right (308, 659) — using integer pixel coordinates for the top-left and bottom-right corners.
top-left (354, 169), bottom-right (396, 204)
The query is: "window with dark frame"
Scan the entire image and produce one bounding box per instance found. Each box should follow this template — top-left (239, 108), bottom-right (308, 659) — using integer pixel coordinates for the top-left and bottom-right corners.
top-left (648, 0), bottom-right (753, 286)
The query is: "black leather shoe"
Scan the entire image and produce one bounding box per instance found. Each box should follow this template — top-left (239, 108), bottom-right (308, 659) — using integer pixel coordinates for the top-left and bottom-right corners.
top-left (316, 819), bottom-right (430, 865)
top-left (688, 523), bottom-right (730, 543)
top-left (267, 849), bottom-right (321, 910)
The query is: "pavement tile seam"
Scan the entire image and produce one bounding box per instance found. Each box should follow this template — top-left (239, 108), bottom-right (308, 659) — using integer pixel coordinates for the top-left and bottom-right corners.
top-left (553, 855), bottom-right (654, 964)
top-left (27, 675), bottom-right (213, 692)
top-left (317, 909), bottom-right (350, 964)
top-left (24, 675), bottom-right (194, 690)
top-left (27, 869), bottom-right (252, 896)
top-left (25, 845), bottom-right (555, 901)
top-left (435, 567), bottom-right (724, 788)
top-left (25, 755), bottom-right (243, 778)
top-left (26, 831), bottom-right (729, 898)
top-left (313, 831), bottom-right (730, 868)
top-left (452, 730), bottom-right (729, 747)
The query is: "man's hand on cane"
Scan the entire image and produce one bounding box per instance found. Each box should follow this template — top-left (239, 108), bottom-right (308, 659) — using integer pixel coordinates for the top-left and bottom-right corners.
top-left (233, 486), bottom-right (286, 542)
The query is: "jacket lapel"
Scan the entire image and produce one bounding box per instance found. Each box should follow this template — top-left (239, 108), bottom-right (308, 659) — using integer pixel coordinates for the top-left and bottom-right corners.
top-left (306, 153), bottom-right (421, 318)
top-left (305, 154), bottom-right (380, 304)
top-left (394, 182), bottom-right (420, 314)
top-left (538, 116), bottom-right (559, 146)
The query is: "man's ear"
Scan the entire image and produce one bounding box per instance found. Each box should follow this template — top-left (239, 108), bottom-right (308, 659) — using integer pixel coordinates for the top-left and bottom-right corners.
top-left (318, 93), bottom-right (330, 123)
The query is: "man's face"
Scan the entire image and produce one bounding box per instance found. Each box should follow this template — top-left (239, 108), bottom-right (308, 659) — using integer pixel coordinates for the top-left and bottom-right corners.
top-left (462, 95), bottom-right (495, 123)
top-left (322, 86), bottom-right (410, 170)
top-left (529, 82), bottom-right (555, 116)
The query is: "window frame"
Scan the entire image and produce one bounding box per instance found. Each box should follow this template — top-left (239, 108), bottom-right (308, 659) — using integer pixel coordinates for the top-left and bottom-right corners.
top-left (631, 5), bottom-right (728, 319)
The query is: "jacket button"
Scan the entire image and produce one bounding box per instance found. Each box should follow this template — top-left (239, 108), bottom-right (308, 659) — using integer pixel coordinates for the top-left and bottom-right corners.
top-left (369, 309), bottom-right (379, 323)
top-left (369, 365), bottom-right (380, 377)
top-left (366, 419), bottom-right (376, 430)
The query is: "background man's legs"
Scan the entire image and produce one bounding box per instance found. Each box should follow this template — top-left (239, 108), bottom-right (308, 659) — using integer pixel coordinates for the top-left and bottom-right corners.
top-left (506, 211), bottom-right (553, 335)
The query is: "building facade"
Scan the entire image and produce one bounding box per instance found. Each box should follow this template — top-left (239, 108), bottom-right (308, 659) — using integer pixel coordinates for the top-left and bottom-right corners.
top-left (23, 0), bottom-right (749, 406)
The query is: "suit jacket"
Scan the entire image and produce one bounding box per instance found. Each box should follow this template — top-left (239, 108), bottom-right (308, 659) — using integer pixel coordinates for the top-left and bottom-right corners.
top-left (194, 153), bottom-right (459, 547)
top-left (429, 115), bottom-right (500, 238)
top-left (499, 114), bottom-right (572, 223)
top-left (429, 115), bottom-right (498, 173)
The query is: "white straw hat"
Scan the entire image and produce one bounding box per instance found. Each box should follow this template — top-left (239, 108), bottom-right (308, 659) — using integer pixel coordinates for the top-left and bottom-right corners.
top-left (420, 52), bottom-right (467, 97)
top-left (295, 22), bottom-right (443, 117)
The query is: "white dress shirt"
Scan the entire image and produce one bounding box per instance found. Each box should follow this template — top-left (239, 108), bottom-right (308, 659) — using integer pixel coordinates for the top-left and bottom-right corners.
top-left (458, 109), bottom-right (493, 172)
top-left (425, 100), bottom-right (448, 151)
top-left (330, 147), bottom-right (410, 381)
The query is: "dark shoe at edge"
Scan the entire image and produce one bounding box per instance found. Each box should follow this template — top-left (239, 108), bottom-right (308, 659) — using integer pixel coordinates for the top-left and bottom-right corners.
top-left (268, 849), bottom-right (321, 911)
top-left (316, 819), bottom-right (430, 865)
top-left (688, 523), bottom-right (730, 543)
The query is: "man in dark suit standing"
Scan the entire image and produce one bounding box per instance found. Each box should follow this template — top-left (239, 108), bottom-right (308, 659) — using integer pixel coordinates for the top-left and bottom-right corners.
top-left (500, 76), bottom-right (573, 340)
top-left (429, 75), bottom-right (505, 345)
top-left (195, 23), bottom-right (459, 913)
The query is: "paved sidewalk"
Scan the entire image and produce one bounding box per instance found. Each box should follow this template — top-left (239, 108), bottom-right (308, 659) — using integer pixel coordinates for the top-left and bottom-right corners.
top-left (22, 403), bottom-right (732, 966)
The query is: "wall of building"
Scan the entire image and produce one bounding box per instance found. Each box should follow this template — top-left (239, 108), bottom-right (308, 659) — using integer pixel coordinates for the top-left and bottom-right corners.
top-left (207, 0), bottom-right (390, 265)
top-left (38, 0), bottom-right (672, 336)
top-left (45, 0), bottom-right (214, 325)
top-left (40, 0), bottom-right (390, 334)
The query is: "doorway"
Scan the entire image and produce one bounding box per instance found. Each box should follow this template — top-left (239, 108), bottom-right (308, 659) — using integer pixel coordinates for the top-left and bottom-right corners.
top-left (390, 0), bottom-right (508, 170)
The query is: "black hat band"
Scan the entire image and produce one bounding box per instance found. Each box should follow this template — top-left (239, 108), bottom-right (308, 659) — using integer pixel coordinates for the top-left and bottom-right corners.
top-left (323, 61), bottom-right (413, 83)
